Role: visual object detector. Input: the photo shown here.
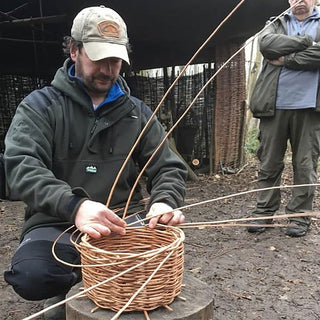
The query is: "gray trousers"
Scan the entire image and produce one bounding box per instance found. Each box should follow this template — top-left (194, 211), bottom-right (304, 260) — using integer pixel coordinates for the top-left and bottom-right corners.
top-left (253, 109), bottom-right (320, 224)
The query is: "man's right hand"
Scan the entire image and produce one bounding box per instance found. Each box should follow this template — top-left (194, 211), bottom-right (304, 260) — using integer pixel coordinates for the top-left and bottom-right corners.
top-left (75, 200), bottom-right (127, 239)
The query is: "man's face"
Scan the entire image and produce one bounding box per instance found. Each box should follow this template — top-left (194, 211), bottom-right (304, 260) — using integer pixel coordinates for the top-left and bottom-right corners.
top-left (289, 0), bottom-right (316, 17)
top-left (71, 47), bottom-right (123, 96)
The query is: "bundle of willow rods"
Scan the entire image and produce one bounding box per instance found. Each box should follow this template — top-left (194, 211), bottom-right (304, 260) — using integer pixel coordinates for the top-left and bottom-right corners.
top-left (72, 225), bottom-right (185, 312)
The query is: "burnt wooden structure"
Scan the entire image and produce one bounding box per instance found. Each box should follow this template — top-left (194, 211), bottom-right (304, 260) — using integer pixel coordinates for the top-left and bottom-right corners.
top-left (0, 0), bottom-right (286, 74)
top-left (0, 1), bottom-right (287, 172)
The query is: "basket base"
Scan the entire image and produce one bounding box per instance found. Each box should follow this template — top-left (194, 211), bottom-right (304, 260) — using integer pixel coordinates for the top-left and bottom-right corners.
top-left (66, 272), bottom-right (214, 320)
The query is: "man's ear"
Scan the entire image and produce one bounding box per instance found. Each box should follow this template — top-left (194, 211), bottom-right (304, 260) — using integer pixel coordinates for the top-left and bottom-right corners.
top-left (70, 48), bottom-right (77, 62)
top-left (69, 41), bottom-right (78, 62)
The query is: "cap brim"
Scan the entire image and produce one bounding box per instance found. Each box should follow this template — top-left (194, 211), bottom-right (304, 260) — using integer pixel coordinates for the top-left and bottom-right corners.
top-left (83, 42), bottom-right (130, 65)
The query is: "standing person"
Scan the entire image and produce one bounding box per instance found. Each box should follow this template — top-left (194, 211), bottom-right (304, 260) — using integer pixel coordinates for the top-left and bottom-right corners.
top-left (3, 6), bottom-right (187, 319)
top-left (248, 0), bottom-right (320, 237)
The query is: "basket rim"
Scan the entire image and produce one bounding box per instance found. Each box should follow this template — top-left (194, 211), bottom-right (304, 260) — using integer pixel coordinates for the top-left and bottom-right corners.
top-left (74, 225), bottom-right (184, 258)
top-left (52, 225), bottom-right (185, 268)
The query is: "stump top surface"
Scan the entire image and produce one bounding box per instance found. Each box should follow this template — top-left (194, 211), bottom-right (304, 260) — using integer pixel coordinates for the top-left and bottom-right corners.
top-left (66, 272), bottom-right (214, 320)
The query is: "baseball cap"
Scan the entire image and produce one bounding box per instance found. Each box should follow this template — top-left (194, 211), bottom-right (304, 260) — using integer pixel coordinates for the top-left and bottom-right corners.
top-left (71, 6), bottom-right (130, 64)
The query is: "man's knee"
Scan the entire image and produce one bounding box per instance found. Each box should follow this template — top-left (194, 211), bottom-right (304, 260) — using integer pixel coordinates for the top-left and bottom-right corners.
top-left (4, 241), bottom-right (80, 300)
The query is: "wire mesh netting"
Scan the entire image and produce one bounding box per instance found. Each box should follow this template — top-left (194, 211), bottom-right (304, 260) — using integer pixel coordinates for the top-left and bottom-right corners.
top-left (126, 65), bottom-right (215, 168)
top-left (0, 45), bottom-right (246, 173)
top-left (0, 74), bottom-right (51, 151)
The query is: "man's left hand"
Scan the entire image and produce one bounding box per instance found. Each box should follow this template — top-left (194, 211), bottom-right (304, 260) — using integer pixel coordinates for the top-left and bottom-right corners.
top-left (267, 56), bottom-right (285, 66)
top-left (146, 202), bottom-right (185, 228)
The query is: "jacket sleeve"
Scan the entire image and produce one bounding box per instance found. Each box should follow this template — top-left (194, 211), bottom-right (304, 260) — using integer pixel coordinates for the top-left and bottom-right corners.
top-left (258, 19), bottom-right (313, 60)
top-left (4, 96), bottom-right (87, 223)
top-left (134, 101), bottom-right (187, 210)
top-left (284, 43), bottom-right (320, 70)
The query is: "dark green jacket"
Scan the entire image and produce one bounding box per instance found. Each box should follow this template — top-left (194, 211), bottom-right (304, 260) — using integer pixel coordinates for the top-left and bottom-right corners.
top-left (250, 13), bottom-right (320, 118)
top-left (4, 59), bottom-right (187, 235)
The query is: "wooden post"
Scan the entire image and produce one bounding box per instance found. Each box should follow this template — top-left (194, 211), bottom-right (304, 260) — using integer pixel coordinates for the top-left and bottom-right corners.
top-left (66, 272), bottom-right (214, 320)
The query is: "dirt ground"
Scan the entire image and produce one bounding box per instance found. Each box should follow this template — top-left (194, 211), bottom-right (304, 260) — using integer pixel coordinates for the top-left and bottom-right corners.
top-left (1, 157), bottom-right (320, 320)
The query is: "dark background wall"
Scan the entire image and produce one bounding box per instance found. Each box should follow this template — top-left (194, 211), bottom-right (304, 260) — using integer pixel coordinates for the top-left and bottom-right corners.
top-left (0, 0), bottom-right (288, 172)
top-left (0, 0), bottom-right (287, 75)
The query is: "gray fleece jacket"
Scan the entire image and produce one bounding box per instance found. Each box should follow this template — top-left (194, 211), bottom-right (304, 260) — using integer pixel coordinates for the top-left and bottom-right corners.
top-left (4, 59), bottom-right (187, 236)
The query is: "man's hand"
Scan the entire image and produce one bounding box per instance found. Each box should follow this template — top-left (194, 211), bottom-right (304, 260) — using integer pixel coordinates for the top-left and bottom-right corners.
top-left (267, 56), bottom-right (285, 66)
top-left (146, 202), bottom-right (185, 228)
top-left (75, 200), bottom-right (127, 239)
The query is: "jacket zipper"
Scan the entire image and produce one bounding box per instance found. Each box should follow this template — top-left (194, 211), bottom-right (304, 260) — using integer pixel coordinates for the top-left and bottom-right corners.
top-left (90, 118), bottom-right (99, 135)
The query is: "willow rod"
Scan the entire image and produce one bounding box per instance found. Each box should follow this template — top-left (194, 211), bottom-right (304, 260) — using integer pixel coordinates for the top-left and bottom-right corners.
top-left (106, 0), bottom-right (248, 210)
top-left (127, 183), bottom-right (320, 227)
top-left (179, 212), bottom-right (320, 229)
top-left (179, 223), bottom-right (291, 229)
top-left (122, 0), bottom-right (303, 218)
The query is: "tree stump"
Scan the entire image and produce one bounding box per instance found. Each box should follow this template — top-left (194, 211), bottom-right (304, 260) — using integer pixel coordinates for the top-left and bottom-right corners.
top-left (66, 272), bottom-right (214, 320)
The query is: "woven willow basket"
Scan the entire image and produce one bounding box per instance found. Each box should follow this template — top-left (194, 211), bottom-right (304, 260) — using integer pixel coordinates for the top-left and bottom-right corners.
top-left (74, 226), bottom-right (185, 312)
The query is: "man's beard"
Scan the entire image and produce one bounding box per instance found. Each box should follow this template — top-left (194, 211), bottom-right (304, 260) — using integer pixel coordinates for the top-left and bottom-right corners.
top-left (83, 74), bottom-right (116, 95)
top-left (75, 58), bottom-right (116, 95)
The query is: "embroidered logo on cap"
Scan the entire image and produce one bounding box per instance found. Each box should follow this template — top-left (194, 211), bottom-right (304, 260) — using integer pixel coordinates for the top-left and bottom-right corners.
top-left (97, 21), bottom-right (120, 38)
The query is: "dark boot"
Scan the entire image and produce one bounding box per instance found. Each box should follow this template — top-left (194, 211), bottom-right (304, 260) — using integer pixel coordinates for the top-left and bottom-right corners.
top-left (247, 219), bottom-right (273, 233)
top-left (283, 221), bottom-right (309, 237)
top-left (43, 294), bottom-right (66, 320)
